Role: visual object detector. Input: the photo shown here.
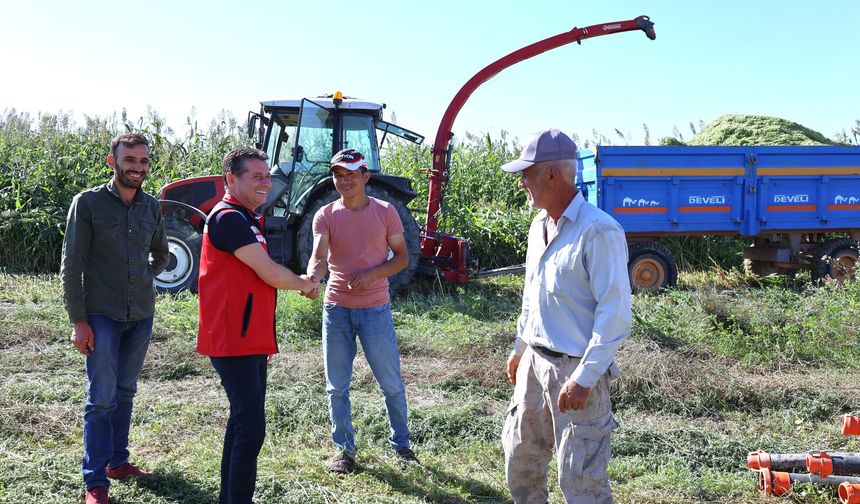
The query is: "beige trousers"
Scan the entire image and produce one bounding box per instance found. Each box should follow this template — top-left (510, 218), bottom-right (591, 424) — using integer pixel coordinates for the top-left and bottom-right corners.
top-left (502, 347), bottom-right (618, 504)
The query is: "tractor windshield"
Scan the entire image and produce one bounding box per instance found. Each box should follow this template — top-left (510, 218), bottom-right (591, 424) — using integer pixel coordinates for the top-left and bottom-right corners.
top-left (288, 99), bottom-right (335, 215)
top-left (263, 99), bottom-right (396, 216)
top-left (342, 114), bottom-right (381, 171)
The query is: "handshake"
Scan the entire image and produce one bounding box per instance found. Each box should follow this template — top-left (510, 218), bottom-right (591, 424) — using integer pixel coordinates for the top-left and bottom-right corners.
top-left (298, 274), bottom-right (321, 299)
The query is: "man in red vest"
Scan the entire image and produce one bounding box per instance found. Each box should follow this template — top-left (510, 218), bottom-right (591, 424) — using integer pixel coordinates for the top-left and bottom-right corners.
top-left (197, 147), bottom-right (317, 504)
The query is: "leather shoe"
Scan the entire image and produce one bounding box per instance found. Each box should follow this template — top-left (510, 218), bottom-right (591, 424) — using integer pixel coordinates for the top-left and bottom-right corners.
top-left (106, 462), bottom-right (154, 480)
top-left (85, 486), bottom-right (108, 504)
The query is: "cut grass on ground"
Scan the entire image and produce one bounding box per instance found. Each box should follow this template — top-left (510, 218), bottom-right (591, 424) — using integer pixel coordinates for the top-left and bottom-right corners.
top-left (0, 271), bottom-right (857, 502)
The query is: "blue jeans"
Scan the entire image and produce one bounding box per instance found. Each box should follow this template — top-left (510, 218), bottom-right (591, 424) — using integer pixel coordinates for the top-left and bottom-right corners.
top-left (210, 355), bottom-right (268, 504)
top-left (82, 315), bottom-right (153, 490)
top-left (323, 303), bottom-right (410, 455)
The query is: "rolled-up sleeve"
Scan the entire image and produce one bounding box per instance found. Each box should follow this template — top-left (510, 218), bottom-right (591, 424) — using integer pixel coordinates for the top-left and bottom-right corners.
top-left (571, 225), bottom-right (632, 388)
top-left (61, 195), bottom-right (91, 323)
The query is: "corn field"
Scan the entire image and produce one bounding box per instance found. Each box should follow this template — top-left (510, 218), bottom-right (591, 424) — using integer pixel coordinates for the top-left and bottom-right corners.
top-left (0, 109), bottom-right (535, 273)
top-left (2, 108), bottom-right (789, 275)
top-left (0, 108), bottom-right (248, 272)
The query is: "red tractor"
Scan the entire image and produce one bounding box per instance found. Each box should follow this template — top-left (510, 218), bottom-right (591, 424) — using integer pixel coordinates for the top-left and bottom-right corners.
top-left (155, 94), bottom-right (425, 294)
top-left (155, 16), bottom-right (655, 294)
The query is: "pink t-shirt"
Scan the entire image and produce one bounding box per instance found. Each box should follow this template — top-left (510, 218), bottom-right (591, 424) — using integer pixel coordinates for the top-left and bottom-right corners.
top-left (312, 197), bottom-right (404, 308)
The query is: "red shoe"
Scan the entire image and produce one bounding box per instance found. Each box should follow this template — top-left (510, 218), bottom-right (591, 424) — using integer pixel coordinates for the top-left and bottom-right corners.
top-left (85, 486), bottom-right (109, 504)
top-left (106, 462), bottom-right (154, 480)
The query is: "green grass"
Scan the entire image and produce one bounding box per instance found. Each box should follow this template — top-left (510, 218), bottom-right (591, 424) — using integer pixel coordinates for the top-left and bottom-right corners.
top-left (0, 271), bottom-right (858, 502)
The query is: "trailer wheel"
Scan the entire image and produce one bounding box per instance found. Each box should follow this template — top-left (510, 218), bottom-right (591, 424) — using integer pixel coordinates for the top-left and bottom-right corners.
top-left (628, 242), bottom-right (677, 293)
top-left (296, 186), bottom-right (420, 296)
top-left (155, 218), bottom-right (202, 294)
top-left (812, 238), bottom-right (859, 283)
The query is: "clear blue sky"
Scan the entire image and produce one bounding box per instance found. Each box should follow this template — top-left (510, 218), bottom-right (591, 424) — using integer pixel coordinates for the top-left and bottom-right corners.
top-left (2, 0), bottom-right (858, 147)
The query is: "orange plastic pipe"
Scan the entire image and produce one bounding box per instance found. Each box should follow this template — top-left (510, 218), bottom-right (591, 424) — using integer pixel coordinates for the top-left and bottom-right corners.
top-left (749, 450), bottom-right (860, 473)
top-left (758, 468), bottom-right (792, 497)
top-left (748, 450), bottom-right (806, 472)
top-left (808, 451), bottom-right (834, 478)
top-left (840, 482), bottom-right (860, 504)
top-left (806, 451), bottom-right (860, 476)
top-left (844, 415), bottom-right (860, 436)
top-left (759, 468), bottom-right (860, 497)
top-left (748, 450), bottom-right (771, 470)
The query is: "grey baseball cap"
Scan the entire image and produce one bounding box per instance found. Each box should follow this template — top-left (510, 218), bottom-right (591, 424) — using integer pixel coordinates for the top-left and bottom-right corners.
top-left (500, 128), bottom-right (578, 173)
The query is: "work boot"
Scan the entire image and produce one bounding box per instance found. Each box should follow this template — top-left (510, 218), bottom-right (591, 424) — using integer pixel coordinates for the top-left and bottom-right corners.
top-left (85, 486), bottom-right (109, 504)
top-left (106, 462), bottom-right (154, 480)
top-left (395, 447), bottom-right (421, 466)
top-left (328, 451), bottom-right (356, 475)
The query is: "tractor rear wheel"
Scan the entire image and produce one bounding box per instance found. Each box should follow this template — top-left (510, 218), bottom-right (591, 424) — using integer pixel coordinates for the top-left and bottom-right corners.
top-left (155, 218), bottom-right (202, 294)
top-left (296, 186), bottom-right (420, 296)
top-left (628, 241), bottom-right (677, 293)
top-left (811, 238), bottom-right (859, 283)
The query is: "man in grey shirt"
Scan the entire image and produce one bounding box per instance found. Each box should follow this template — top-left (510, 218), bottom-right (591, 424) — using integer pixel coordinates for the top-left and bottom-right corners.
top-left (61, 133), bottom-right (169, 504)
top-left (500, 129), bottom-right (632, 503)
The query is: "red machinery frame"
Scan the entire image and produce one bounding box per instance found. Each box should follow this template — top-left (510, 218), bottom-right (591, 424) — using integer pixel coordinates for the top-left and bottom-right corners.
top-left (419, 15), bottom-right (656, 283)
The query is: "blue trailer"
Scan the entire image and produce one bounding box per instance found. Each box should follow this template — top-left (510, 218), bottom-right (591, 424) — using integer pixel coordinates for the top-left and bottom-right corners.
top-left (576, 146), bottom-right (860, 291)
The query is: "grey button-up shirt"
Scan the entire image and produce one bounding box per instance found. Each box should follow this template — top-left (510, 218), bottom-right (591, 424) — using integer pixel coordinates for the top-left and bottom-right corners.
top-left (61, 178), bottom-right (169, 323)
top-left (512, 191), bottom-right (632, 388)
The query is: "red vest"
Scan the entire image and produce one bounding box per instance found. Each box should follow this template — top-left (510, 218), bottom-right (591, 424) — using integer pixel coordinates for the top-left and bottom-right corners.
top-left (197, 197), bottom-right (278, 357)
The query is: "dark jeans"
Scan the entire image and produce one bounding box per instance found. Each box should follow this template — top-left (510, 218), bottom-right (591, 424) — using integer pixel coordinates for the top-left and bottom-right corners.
top-left (82, 315), bottom-right (153, 490)
top-left (210, 355), bottom-right (268, 504)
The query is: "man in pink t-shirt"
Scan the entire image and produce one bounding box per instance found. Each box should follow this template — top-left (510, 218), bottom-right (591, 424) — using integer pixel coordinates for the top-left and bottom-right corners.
top-left (305, 148), bottom-right (418, 474)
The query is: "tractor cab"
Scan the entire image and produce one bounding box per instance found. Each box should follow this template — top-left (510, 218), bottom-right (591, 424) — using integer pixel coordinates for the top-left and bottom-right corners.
top-left (250, 93), bottom-right (423, 217)
top-left (248, 93), bottom-right (424, 267)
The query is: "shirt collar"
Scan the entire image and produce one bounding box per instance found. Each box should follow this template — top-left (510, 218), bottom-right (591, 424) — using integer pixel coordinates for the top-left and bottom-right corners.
top-left (561, 191), bottom-right (585, 223)
top-left (105, 177), bottom-right (143, 204)
top-left (223, 194), bottom-right (263, 221)
top-left (540, 190), bottom-right (585, 225)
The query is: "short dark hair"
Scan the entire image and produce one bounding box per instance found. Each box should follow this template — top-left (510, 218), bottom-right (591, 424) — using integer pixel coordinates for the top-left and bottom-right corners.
top-left (222, 147), bottom-right (269, 182)
top-left (110, 133), bottom-right (150, 158)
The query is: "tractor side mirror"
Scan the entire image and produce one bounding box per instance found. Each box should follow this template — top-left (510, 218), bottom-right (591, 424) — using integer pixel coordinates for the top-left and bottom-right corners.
top-left (247, 112), bottom-right (258, 139)
top-left (292, 145), bottom-right (304, 163)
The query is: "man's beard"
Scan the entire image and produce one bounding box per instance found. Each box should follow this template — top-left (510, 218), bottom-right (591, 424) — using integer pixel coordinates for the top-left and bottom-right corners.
top-left (115, 164), bottom-right (147, 189)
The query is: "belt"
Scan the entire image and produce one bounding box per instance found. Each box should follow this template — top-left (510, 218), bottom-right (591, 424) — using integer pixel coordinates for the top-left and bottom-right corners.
top-left (530, 344), bottom-right (578, 360)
